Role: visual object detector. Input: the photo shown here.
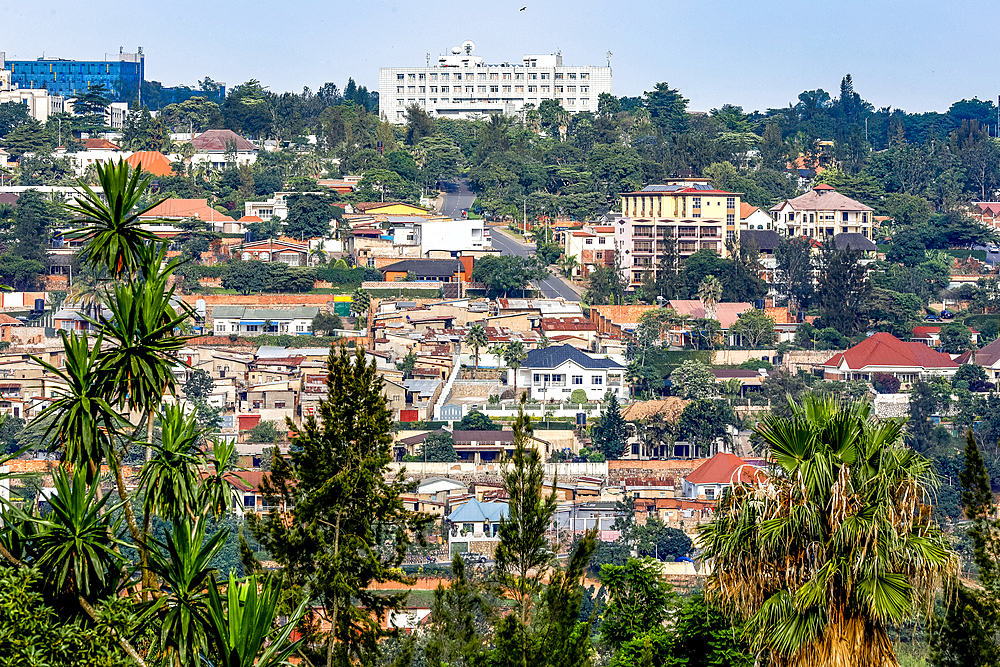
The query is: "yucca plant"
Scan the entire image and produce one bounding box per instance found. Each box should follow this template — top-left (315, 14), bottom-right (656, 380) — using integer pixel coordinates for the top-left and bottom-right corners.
top-left (699, 396), bottom-right (956, 667)
top-left (205, 572), bottom-right (308, 667)
top-left (32, 331), bottom-right (124, 481)
top-left (146, 517), bottom-right (227, 667)
top-left (63, 158), bottom-right (164, 278)
top-left (30, 465), bottom-right (127, 603)
top-left (139, 404), bottom-right (206, 521)
top-left (199, 439), bottom-right (239, 518)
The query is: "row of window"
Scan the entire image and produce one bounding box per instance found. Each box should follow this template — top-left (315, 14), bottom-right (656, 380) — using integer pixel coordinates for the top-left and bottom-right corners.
top-left (398, 84), bottom-right (590, 94)
top-left (395, 98), bottom-right (590, 108)
top-left (397, 71), bottom-right (591, 82)
top-left (779, 211), bottom-right (870, 223)
top-left (216, 324), bottom-right (308, 333)
top-left (533, 373), bottom-right (604, 385)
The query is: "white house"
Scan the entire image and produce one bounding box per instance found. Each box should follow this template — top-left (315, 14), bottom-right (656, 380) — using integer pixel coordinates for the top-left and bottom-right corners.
top-left (189, 129), bottom-right (258, 169)
top-left (513, 345), bottom-right (626, 402)
top-left (446, 498), bottom-right (508, 558)
top-left (212, 306), bottom-right (319, 336)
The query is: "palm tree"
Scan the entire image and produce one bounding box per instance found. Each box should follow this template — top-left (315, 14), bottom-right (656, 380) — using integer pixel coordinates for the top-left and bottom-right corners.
top-left (465, 324), bottom-right (488, 371)
top-left (502, 341), bottom-right (528, 401)
top-left (697, 274), bottom-right (722, 321)
top-left (62, 158), bottom-right (164, 278)
top-left (558, 254), bottom-right (579, 279)
top-left (699, 396), bottom-right (955, 667)
top-left (139, 404), bottom-right (205, 522)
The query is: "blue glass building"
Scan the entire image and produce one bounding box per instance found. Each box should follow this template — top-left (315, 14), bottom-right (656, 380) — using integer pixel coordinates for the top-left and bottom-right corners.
top-left (2, 47), bottom-right (144, 103)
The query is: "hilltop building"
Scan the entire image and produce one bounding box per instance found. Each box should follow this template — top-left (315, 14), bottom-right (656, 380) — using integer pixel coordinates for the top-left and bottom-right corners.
top-left (769, 184), bottom-right (874, 241)
top-left (2, 48), bottom-right (144, 102)
top-left (379, 41), bottom-right (612, 123)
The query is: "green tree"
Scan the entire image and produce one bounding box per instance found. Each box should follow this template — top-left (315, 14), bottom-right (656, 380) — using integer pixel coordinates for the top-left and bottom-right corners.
top-left (284, 193), bottom-right (337, 239)
top-left (250, 347), bottom-right (429, 667)
top-left (425, 556), bottom-right (490, 667)
top-left (404, 104), bottom-right (436, 145)
top-left (465, 324), bottom-right (488, 371)
top-left (456, 410), bottom-right (498, 431)
top-left (311, 311), bottom-right (342, 336)
top-left (729, 308), bottom-right (776, 348)
top-left (473, 255), bottom-right (547, 297)
top-left (930, 430), bottom-right (1000, 667)
top-left (184, 369), bottom-right (215, 403)
top-left (774, 237), bottom-right (814, 309)
top-left (600, 557), bottom-right (679, 649)
top-left (246, 420), bottom-right (284, 444)
top-left (668, 360), bottom-right (715, 399)
top-left (422, 430), bottom-right (458, 462)
top-left (502, 341), bottom-right (528, 400)
top-left (815, 239), bottom-right (871, 337)
top-left (643, 82), bottom-right (689, 136)
top-left (939, 322), bottom-right (973, 354)
top-left (0, 101), bottom-right (33, 137)
top-left (11, 189), bottom-right (51, 263)
top-left (697, 274), bottom-right (723, 321)
top-left (2, 120), bottom-right (49, 158)
top-left (222, 260), bottom-right (270, 294)
top-left (591, 393), bottom-right (628, 459)
top-left (701, 397), bottom-right (954, 667)
top-left (633, 517), bottom-right (693, 561)
top-left (677, 399), bottom-right (736, 457)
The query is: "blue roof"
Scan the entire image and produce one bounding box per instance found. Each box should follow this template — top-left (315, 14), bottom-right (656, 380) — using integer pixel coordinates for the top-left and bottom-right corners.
top-left (524, 345), bottom-right (624, 371)
top-left (447, 498), bottom-right (508, 523)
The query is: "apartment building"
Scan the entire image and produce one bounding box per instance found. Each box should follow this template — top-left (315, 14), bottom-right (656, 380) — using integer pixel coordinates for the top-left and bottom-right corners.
top-left (562, 223), bottom-right (615, 278)
top-left (769, 184), bottom-right (873, 240)
top-left (616, 179), bottom-right (742, 288)
top-left (379, 42), bottom-right (612, 123)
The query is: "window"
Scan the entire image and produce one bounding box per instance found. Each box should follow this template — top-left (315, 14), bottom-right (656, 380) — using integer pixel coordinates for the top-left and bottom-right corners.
top-left (567, 85), bottom-right (576, 93)
top-left (430, 86), bottom-right (437, 93)
top-left (581, 72), bottom-right (590, 79)
top-left (726, 197), bottom-right (735, 209)
top-left (581, 98), bottom-right (589, 106)
top-left (418, 73), bottom-right (425, 80)
top-left (396, 86), bottom-right (403, 93)
top-left (245, 325), bottom-right (259, 332)
top-left (503, 85), bottom-right (511, 92)
top-left (216, 324), bottom-right (227, 332)
top-left (534, 374), bottom-right (541, 384)
top-left (396, 99), bottom-right (403, 106)
top-left (516, 72), bottom-right (524, 80)
top-left (478, 73), bottom-right (487, 81)
top-left (584, 238), bottom-right (593, 245)
top-left (596, 251), bottom-right (603, 259)
top-left (592, 376), bottom-right (603, 385)
top-left (541, 73), bottom-right (549, 79)
top-left (408, 73), bottom-right (416, 80)
top-left (528, 85), bottom-right (537, 93)
top-left (529, 73), bottom-right (538, 80)
top-left (581, 85), bottom-right (589, 93)
top-left (274, 400), bottom-right (286, 409)
top-left (572, 375), bottom-right (583, 385)
top-left (502, 72), bottom-right (511, 80)
top-left (555, 72), bottom-right (564, 79)
top-left (726, 230), bottom-right (735, 242)
top-left (441, 73), bottom-right (450, 81)
top-left (490, 85), bottom-right (499, 93)
top-left (842, 226), bottom-right (848, 233)
top-left (397, 74), bottom-right (404, 80)
top-left (569, 72), bottom-right (577, 79)
top-left (419, 86), bottom-right (425, 92)
top-left (692, 197), bottom-right (701, 209)
top-left (296, 325), bottom-right (306, 332)
top-left (490, 72), bottom-right (499, 80)
top-left (478, 86), bottom-right (487, 93)
top-left (862, 212), bottom-right (868, 223)
top-left (542, 86), bottom-right (550, 93)
top-left (515, 85), bottom-right (524, 92)
top-left (430, 73), bottom-right (437, 81)
top-left (442, 86), bottom-right (449, 92)
top-left (726, 213), bottom-right (735, 223)
top-left (455, 73), bottom-right (462, 80)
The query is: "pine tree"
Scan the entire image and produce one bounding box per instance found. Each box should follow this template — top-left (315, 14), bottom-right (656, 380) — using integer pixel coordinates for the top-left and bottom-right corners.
top-left (249, 345), bottom-right (431, 667)
top-left (930, 430), bottom-right (1000, 667)
top-left (425, 555), bottom-right (491, 667)
top-left (592, 394), bottom-right (628, 459)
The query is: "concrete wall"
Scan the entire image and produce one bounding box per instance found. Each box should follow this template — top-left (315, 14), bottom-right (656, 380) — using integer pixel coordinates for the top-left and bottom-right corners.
top-left (784, 350), bottom-right (842, 374)
top-left (711, 349), bottom-right (777, 365)
top-left (450, 380), bottom-right (501, 399)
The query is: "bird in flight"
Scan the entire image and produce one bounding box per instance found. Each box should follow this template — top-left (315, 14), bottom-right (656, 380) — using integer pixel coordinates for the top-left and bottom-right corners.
top-left (520, 6), bottom-right (526, 10)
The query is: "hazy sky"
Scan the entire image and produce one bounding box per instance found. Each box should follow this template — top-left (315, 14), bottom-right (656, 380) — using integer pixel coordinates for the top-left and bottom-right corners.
top-left (2, 0), bottom-right (995, 114)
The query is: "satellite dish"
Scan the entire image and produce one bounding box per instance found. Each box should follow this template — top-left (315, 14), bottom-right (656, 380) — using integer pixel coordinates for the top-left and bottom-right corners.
top-left (451, 46), bottom-right (462, 55)
top-left (462, 40), bottom-right (476, 55)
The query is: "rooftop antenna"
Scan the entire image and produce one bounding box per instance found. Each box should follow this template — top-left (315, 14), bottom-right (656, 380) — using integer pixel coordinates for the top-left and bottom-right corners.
top-left (606, 51), bottom-right (613, 67)
top-left (426, 52), bottom-right (430, 67)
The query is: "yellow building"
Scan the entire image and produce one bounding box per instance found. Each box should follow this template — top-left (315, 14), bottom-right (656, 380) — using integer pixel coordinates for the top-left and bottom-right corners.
top-left (616, 179), bottom-right (742, 288)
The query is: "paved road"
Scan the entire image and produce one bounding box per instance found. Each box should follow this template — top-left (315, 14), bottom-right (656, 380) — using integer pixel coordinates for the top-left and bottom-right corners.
top-left (439, 178), bottom-right (582, 301)
top-left (438, 179), bottom-right (477, 218)
top-left (490, 229), bottom-right (582, 301)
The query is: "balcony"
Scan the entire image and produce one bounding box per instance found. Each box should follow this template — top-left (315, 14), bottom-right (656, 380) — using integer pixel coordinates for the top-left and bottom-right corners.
top-left (678, 243), bottom-right (697, 253)
top-left (699, 229), bottom-right (721, 239)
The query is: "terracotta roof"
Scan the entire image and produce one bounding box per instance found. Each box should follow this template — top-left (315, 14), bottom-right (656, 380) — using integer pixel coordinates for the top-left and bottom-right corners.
top-left (822, 332), bottom-right (959, 372)
top-left (239, 215), bottom-right (263, 222)
top-left (84, 138), bottom-right (120, 150)
top-left (770, 188), bottom-right (873, 213)
top-left (666, 300), bottom-right (753, 329)
top-left (572, 231), bottom-right (595, 237)
top-left (739, 202), bottom-right (759, 219)
top-left (912, 326), bottom-right (979, 336)
top-left (0, 314), bottom-right (23, 325)
top-left (126, 151), bottom-right (174, 177)
top-left (813, 183), bottom-right (835, 191)
top-left (975, 202), bottom-right (1000, 216)
top-left (589, 304), bottom-right (658, 325)
top-left (191, 129), bottom-right (258, 152)
top-left (591, 226), bottom-right (614, 233)
top-left (685, 453), bottom-right (768, 485)
top-left (140, 198), bottom-right (235, 222)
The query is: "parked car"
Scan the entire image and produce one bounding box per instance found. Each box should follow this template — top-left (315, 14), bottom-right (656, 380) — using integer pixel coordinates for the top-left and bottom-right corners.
top-left (460, 552), bottom-right (487, 564)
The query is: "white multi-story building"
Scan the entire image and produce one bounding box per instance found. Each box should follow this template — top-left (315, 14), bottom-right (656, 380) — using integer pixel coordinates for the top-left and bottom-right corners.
top-left (0, 68), bottom-right (65, 123)
top-left (379, 41), bottom-right (612, 123)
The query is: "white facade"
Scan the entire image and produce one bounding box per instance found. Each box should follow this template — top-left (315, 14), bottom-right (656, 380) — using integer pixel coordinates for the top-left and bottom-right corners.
top-left (0, 69), bottom-right (65, 123)
top-left (513, 346), bottom-right (626, 402)
top-left (379, 44), bottom-right (612, 123)
top-left (418, 219), bottom-right (490, 252)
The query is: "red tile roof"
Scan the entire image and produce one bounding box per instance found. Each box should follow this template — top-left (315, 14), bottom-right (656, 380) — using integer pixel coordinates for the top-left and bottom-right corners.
top-left (140, 198), bottom-right (235, 223)
top-left (539, 317), bottom-right (597, 332)
top-left (685, 453), bottom-right (767, 485)
top-left (739, 202), bottom-right (759, 219)
top-left (912, 325), bottom-right (979, 336)
top-left (822, 332), bottom-right (959, 372)
top-left (84, 138), bottom-right (120, 150)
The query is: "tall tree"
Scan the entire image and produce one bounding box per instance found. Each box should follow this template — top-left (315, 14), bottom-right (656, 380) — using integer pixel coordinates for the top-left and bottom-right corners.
top-left (701, 397), bottom-right (954, 667)
top-left (249, 346), bottom-right (430, 667)
top-left (592, 393), bottom-right (628, 459)
top-left (815, 239), bottom-right (871, 337)
top-left (465, 324), bottom-right (488, 371)
top-left (774, 237), bottom-right (814, 310)
top-left (697, 274), bottom-right (723, 321)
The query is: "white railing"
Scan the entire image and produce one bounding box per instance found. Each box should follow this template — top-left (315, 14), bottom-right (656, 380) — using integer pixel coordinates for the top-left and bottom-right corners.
top-left (433, 353), bottom-right (463, 420)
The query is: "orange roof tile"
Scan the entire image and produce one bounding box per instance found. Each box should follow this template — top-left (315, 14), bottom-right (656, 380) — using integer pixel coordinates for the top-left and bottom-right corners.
top-left (84, 138), bottom-right (120, 150)
top-left (685, 453), bottom-right (767, 485)
top-left (127, 151), bottom-right (174, 177)
top-left (140, 198), bottom-right (235, 223)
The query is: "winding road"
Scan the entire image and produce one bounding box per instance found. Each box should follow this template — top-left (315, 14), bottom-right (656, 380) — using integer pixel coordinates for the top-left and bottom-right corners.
top-left (439, 178), bottom-right (583, 302)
